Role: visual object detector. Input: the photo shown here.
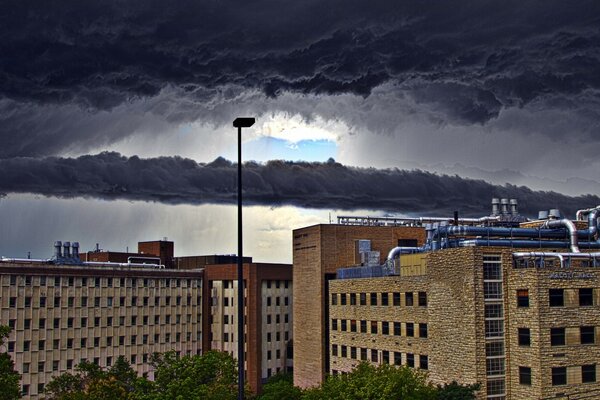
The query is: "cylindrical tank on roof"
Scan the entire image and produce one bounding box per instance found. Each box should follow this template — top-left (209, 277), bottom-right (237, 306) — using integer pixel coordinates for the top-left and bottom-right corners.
top-left (72, 242), bottom-right (80, 259)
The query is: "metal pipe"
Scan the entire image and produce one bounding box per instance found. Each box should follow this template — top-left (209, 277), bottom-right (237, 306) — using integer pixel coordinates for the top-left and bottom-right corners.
top-left (576, 205), bottom-right (600, 221)
top-left (459, 239), bottom-right (600, 249)
top-left (1, 257), bottom-right (52, 263)
top-left (513, 251), bottom-right (600, 268)
top-left (542, 219), bottom-right (579, 252)
top-left (83, 261), bottom-right (165, 269)
top-left (127, 256), bottom-right (161, 264)
top-left (386, 246), bottom-right (424, 260)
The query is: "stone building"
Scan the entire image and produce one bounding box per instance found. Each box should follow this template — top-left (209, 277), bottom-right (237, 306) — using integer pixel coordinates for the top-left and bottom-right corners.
top-left (295, 203), bottom-right (600, 400)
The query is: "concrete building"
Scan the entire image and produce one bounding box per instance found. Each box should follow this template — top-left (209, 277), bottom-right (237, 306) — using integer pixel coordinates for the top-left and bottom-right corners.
top-left (295, 201), bottom-right (600, 400)
top-left (0, 260), bottom-right (203, 399)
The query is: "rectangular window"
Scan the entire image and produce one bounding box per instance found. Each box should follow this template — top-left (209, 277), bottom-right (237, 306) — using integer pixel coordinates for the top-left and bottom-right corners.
top-left (370, 293), bottom-right (377, 306)
top-left (360, 293), bottom-right (366, 306)
top-left (361, 348), bottom-right (367, 361)
top-left (419, 323), bottom-right (428, 338)
top-left (483, 262), bottom-right (502, 280)
top-left (552, 367), bottom-right (567, 386)
top-left (370, 321), bottom-right (378, 334)
top-left (486, 358), bottom-right (505, 376)
top-left (406, 323), bottom-right (414, 337)
top-left (519, 366), bottom-right (532, 385)
top-left (393, 292), bottom-right (401, 306)
top-left (405, 292), bottom-right (414, 306)
top-left (350, 293), bottom-right (356, 305)
top-left (581, 326), bottom-right (595, 344)
top-left (517, 289), bottom-right (529, 307)
top-left (360, 320), bottom-right (367, 333)
top-left (394, 322), bottom-right (401, 336)
top-left (382, 350), bottom-right (389, 364)
top-left (340, 294), bottom-right (347, 306)
top-left (418, 292), bottom-right (427, 307)
top-left (549, 289), bottom-right (564, 307)
top-left (341, 345), bottom-right (347, 358)
top-left (331, 319), bottom-right (337, 331)
top-left (406, 353), bottom-right (414, 368)
top-left (582, 364), bottom-right (597, 383)
top-left (341, 320), bottom-right (347, 331)
top-left (350, 320), bottom-right (357, 333)
top-left (394, 352), bottom-right (402, 365)
top-left (350, 347), bottom-right (357, 359)
top-left (485, 320), bottom-right (504, 338)
top-left (551, 328), bottom-right (565, 346)
top-left (371, 350), bottom-right (378, 363)
top-left (485, 341), bottom-right (504, 357)
top-left (518, 328), bottom-right (531, 346)
top-left (381, 293), bottom-right (389, 306)
top-left (382, 321), bottom-right (389, 335)
top-left (485, 303), bottom-right (503, 318)
top-left (419, 355), bottom-right (428, 370)
top-left (580, 288), bottom-right (594, 306)
top-left (484, 282), bottom-right (503, 299)
top-left (486, 379), bottom-right (505, 396)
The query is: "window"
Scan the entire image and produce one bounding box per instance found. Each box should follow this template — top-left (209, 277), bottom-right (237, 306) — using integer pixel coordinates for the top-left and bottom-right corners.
top-left (67, 339), bottom-right (73, 349)
top-left (582, 364), bottom-right (596, 383)
top-left (406, 323), bottom-right (414, 337)
top-left (81, 317), bottom-right (87, 328)
top-left (94, 297), bottom-right (101, 307)
top-left (370, 293), bottom-right (377, 306)
top-left (382, 350), bottom-right (389, 364)
top-left (38, 340), bottom-right (45, 350)
top-left (486, 358), bottom-right (505, 376)
top-left (38, 361), bottom-right (44, 372)
top-left (519, 366), bottom-right (532, 385)
top-left (420, 355), bottom-right (428, 370)
top-left (40, 297), bottom-right (46, 307)
top-left (52, 360), bottom-right (59, 371)
top-left (581, 326), bottom-right (595, 344)
top-left (54, 318), bottom-right (60, 328)
top-left (371, 350), bottom-right (378, 363)
top-left (485, 320), bottom-right (504, 338)
top-left (80, 338), bottom-right (87, 347)
top-left (381, 293), bottom-right (389, 306)
top-left (53, 339), bottom-right (59, 350)
top-left (518, 328), bottom-right (531, 346)
top-left (394, 322), bottom-right (401, 336)
top-left (24, 297), bottom-right (31, 307)
top-left (393, 292), bottom-right (401, 306)
top-left (81, 297), bottom-right (87, 307)
top-left (580, 288), bottom-right (594, 306)
top-left (359, 293), bottom-right (366, 306)
top-left (517, 289), bottom-right (529, 307)
top-left (24, 319), bottom-right (31, 329)
top-left (340, 294), bottom-right (347, 305)
top-left (67, 317), bottom-right (73, 328)
top-left (394, 352), bottom-right (402, 365)
top-left (405, 292), bottom-right (414, 306)
top-left (120, 297), bottom-right (125, 306)
top-left (94, 337), bottom-right (100, 347)
top-left (549, 289), bottom-right (564, 307)
top-left (419, 323), bottom-right (428, 338)
top-left (331, 319), bottom-right (338, 331)
top-left (552, 367), bottom-right (567, 386)
top-left (267, 297), bottom-right (272, 307)
top-left (381, 321), bottom-right (389, 335)
top-left (68, 296), bottom-right (74, 307)
top-left (350, 293), bottom-right (356, 305)
top-left (23, 341), bottom-right (30, 351)
top-left (331, 345), bottom-right (338, 357)
top-left (54, 296), bottom-right (61, 307)
top-left (418, 291), bottom-right (427, 307)
top-left (551, 328), bottom-right (565, 346)
top-left (119, 336), bottom-right (125, 346)
top-left (370, 321), bottom-right (378, 334)
top-left (341, 346), bottom-right (347, 357)
top-left (483, 282), bottom-right (503, 299)
top-left (406, 353), bottom-right (414, 368)
top-left (23, 363), bottom-right (29, 373)
top-left (485, 341), bottom-right (504, 357)
top-left (9, 297), bottom-right (16, 307)
top-left (350, 320), bottom-right (357, 332)
top-left (360, 320), bottom-right (367, 333)
top-left (341, 320), bottom-right (347, 331)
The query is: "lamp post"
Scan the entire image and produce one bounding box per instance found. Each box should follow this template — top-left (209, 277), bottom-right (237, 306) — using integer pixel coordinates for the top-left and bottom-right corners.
top-left (232, 117), bottom-right (255, 400)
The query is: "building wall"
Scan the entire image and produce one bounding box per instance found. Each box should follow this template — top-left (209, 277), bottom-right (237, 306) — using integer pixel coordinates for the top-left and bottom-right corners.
top-left (0, 264), bottom-right (202, 399)
top-left (201, 263), bottom-right (292, 393)
top-left (292, 224), bottom-right (425, 388)
top-left (261, 280), bottom-right (293, 380)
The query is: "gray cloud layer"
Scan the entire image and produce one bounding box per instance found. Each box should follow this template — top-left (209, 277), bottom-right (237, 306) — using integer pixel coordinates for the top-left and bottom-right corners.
top-left (1, 1), bottom-right (600, 157)
top-left (1, 152), bottom-right (597, 218)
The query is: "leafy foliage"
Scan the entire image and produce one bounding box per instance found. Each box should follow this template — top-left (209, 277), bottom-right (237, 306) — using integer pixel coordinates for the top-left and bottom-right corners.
top-left (257, 373), bottom-right (302, 400)
top-left (0, 326), bottom-right (20, 400)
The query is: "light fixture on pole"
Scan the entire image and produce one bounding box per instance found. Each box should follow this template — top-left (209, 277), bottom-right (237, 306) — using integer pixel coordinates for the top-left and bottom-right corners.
top-left (233, 117), bottom-right (255, 400)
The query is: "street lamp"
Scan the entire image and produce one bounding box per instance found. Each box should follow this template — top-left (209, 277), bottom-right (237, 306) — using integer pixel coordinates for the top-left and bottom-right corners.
top-left (233, 117), bottom-right (255, 400)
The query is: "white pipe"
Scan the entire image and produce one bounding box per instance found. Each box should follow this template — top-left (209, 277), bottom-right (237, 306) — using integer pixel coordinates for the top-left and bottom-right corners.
top-left (127, 256), bottom-right (161, 263)
top-left (576, 205), bottom-right (600, 221)
top-left (513, 251), bottom-right (600, 268)
top-left (83, 261), bottom-right (165, 269)
top-left (386, 246), bottom-right (423, 260)
top-left (1, 257), bottom-right (52, 263)
top-left (542, 219), bottom-right (580, 252)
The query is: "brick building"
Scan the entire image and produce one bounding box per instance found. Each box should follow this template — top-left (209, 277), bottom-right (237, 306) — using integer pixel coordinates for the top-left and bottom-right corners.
top-left (294, 202), bottom-right (600, 400)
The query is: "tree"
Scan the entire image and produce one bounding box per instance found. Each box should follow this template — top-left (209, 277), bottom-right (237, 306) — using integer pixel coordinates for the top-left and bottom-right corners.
top-left (302, 363), bottom-right (437, 400)
top-left (257, 373), bottom-right (302, 400)
top-left (0, 326), bottom-right (20, 400)
top-left (436, 381), bottom-right (480, 400)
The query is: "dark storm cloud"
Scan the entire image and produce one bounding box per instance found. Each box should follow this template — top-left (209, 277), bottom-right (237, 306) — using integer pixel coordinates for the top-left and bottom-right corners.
top-left (1, 0), bottom-right (600, 157)
top-left (0, 152), bottom-right (597, 218)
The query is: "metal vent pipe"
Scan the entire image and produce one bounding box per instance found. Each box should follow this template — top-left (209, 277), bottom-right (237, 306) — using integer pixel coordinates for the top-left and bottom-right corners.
top-left (54, 241), bottom-right (62, 258)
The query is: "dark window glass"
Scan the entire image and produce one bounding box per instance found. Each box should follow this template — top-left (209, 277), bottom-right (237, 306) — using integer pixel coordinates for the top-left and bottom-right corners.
top-left (359, 293), bottom-right (366, 306)
top-left (331, 319), bottom-right (337, 331)
top-left (360, 320), bottom-right (367, 333)
top-left (370, 293), bottom-right (377, 306)
top-left (371, 350), bottom-right (378, 363)
top-left (549, 289), bottom-right (564, 307)
top-left (552, 367), bottom-right (567, 386)
top-left (350, 320), bottom-right (357, 332)
top-left (394, 352), bottom-right (401, 365)
top-left (418, 292), bottom-right (427, 307)
top-left (405, 292), bottom-right (414, 306)
top-left (370, 321), bottom-right (378, 334)
top-left (406, 323), bottom-right (414, 337)
top-left (407, 353), bottom-right (414, 368)
top-left (361, 348), bottom-right (367, 361)
top-left (517, 289), bottom-right (529, 307)
top-left (518, 328), bottom-right (530, 346)
top-left (551, 328), bottom-right (565, 346)
top-left (341, 320), bottom-right (347, 331)
top-left (350, 293), bottom-right (356, 305)
top-left (581, 326), bottom-right (595, 344)
top-left (582, 364), bottom-right (596, 383)
top-left (580, 288), bottom-right (594, 306)
top-left (419, 323), bottom-right (428, 338)
top-left (340, 294), bottom-right (347, 306)
top-left (393, 292), bottom-right (401, 306)
top-left (394, 322), bottom-right (401, 336)
top-left (420, 355), bottom-right (428, 370)
top-left (381, 293), bottom-right (389, 306)
top-left (382, 321), bottom-right (389, 335)
top-left (519, 367), bottom-right (532, 385)
top-left (331, 294), bottom-right (337, 305)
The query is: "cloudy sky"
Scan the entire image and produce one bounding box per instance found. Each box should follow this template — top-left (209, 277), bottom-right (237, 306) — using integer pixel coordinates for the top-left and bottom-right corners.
top-left (1, 1), bottom-right (600, 262)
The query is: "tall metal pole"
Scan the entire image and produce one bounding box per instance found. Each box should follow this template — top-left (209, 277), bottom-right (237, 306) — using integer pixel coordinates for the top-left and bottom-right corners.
top-left (237, 125), bottom-right (244, 400)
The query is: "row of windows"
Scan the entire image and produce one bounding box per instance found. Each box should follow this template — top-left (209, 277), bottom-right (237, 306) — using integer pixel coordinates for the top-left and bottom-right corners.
top-left (331, 291), bottom-right (427, 307)
top-left (331, 319), bottom-right (427, 337)
top-left (3, 275), bottom-right (200, 289)
top-left (549, 288), bottom-right (595, 307)
top-left (551, 365), bottom-right (597, 386)
top-left (7, 313), bottom-right (199, 331)
top-left (331, 345), bottom-right (428, 369)
top-left (2, 294), bottom-right (200, 309)
top-left (8, 331), bottom-right (201, 352)
top-left (20, 349), bottom-right (202, 396)
top-left (265, 296), bottom-right (290, 307)
top-left (517, 326), bottom-right (597, 347)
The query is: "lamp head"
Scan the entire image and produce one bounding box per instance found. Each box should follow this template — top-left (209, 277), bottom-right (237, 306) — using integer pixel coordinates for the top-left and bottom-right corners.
top-left (233, 117), bottom-right (256, 128)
